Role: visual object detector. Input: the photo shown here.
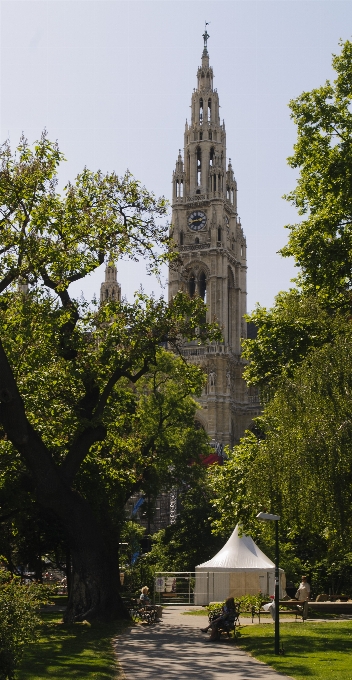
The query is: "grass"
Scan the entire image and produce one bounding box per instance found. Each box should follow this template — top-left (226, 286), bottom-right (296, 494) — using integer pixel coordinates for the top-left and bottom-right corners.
top-left (17, 611), bottom-right (127, 680)
top-left (181, 608), bottom-right (296, 619)
top-left (237, 621), bottom-right (352, 680)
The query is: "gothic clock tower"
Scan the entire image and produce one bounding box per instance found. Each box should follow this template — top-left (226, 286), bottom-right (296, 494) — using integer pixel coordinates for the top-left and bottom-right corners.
top-left (168, 31), bottom-right (259, 449)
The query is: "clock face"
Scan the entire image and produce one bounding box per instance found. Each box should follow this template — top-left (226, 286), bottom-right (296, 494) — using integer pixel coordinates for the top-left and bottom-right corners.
top-left (188, 211), bottom-right (207, 231)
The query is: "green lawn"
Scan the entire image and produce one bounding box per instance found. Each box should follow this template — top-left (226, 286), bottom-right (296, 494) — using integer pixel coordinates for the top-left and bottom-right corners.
top-left (237, 621), bottom-right (352, 680)
top-left (17, 612), bottom-right (126, 680)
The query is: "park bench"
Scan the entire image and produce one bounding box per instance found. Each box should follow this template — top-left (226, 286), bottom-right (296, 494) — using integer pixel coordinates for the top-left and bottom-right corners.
top-left (127, 598), bottom-right (158, 625)
top-left (208, 605), bottom-right (240, 639)
top-left (251, 600), bottom-right (309, 623)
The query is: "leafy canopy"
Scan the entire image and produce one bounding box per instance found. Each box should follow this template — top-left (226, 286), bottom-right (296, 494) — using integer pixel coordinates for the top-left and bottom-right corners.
top-left (282, 40), bottom-right (352, 305)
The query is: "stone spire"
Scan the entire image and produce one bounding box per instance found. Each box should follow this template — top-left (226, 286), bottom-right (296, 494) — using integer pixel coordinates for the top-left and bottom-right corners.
top-left (174, 35), bottom-right (235, 201)
top-left (168, 41), bottom-right (256, 448)
top-left (100, 263), bottom-right (121, 304)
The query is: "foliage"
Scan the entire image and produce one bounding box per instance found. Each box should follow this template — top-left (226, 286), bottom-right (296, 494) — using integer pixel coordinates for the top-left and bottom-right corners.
top-left (207, 594), bottom-right (266, 614)
top-left (145, 478), bottom-right (224, 572)
top-left (209, 435), bottom-right (261, 538)
top-left (281, 40), bottom-right (352, 306)
top-left (253, 331), bottom-right (352, 555)
top-left (222, 41), bottom-right (352, 597)
top-left (211, 323), bottom-right (352, 594)
top-left (242, 291), bottom-right (336, 395)
top-left (119, 521), bottom-right (146, 569)
top-left (238, 622), bottom-right (352, 680)
top-left (0, 134), bottom-right (222, 621)
top-left (0, 573), bottom-right (51, 680)
top-left (0, 133), bottom-right (172, 293)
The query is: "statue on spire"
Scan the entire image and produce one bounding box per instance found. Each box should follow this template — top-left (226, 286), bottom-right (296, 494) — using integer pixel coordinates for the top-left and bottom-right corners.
top-left (202, 22), bottom-right (210, 53)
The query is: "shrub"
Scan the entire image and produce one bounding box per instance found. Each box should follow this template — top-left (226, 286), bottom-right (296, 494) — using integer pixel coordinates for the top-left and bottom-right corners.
top-left (207, 593), bottom-right (267, 615)
top-left (0, 572), bottom-right (51, 680)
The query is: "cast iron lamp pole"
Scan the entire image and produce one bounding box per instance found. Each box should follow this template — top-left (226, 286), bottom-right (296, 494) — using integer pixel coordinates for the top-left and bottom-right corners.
top-left (256, 511), bottom-right (280, 655)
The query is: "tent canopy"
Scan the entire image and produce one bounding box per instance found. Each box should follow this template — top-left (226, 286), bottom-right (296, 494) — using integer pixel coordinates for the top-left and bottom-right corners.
top-left (196, 524), bottom-right (276, 571)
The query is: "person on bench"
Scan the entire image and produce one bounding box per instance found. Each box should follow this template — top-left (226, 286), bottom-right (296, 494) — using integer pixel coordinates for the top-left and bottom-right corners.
top-left (201, 597), bottom-right (237, 641)
top-left (139, 586), bottom-right (151, 605)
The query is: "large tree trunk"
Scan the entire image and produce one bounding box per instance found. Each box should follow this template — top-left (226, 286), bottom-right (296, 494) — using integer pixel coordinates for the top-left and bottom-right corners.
top-left (0, 341), bottom-right (130, 622)
top-left (36, 482), bottom-right (129, 623)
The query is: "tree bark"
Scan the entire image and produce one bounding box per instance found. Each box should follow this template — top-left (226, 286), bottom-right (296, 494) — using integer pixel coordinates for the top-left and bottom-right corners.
top-left (30, 467), bottom-right (129, 622)
top-left (59, 491), bottom-right (127, 622)
top-left (0, 340), bottom-right (129, 622)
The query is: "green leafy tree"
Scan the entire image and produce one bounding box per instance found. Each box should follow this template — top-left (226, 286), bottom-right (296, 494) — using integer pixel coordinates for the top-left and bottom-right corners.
top-left (146, 476), bottom-right (224, 573)
top-left (0, 573), bottom-right (49, 680)
top-left (281, 40), bottom-right (352, 305)
top-left (212, 41), bottom-right (352, 594)
top-left (211, 326), bottom-right (352, 594)
top-left (0, 135), bottom-right (221, 622)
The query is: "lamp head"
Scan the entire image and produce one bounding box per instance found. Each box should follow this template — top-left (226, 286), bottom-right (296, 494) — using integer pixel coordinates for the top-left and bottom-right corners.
top-left (256, 511), bottom-right (280, 521)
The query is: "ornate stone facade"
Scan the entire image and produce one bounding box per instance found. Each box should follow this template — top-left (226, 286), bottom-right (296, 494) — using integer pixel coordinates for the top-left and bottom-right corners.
top-left (100, 263), bottom-right (121, 304)
top-left (168, 38), bottom-right (260, 449)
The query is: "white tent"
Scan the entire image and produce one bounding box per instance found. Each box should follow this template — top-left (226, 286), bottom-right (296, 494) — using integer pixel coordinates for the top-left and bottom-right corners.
top-left (194, 524), bottom-right (286, 605)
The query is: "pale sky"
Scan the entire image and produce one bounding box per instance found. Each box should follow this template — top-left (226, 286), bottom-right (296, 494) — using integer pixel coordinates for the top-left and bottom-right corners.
top-left (1, 0), bottom-right (351, 312)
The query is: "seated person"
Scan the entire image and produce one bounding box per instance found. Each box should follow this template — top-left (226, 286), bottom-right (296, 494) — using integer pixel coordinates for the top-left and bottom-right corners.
top-left (201, 597), bottom-right (237, 640)
top-left (139, 586), bottom-right (151, 606)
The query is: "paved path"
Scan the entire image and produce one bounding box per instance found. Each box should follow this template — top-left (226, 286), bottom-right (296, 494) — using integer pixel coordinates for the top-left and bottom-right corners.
top-left (115, 606), bottom-right (293, 680)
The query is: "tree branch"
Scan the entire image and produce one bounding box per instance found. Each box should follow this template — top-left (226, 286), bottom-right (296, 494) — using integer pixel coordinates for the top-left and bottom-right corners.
top-left (0, 508), bottom-right (20, 523)
top-left (93, 358), bottom-right (151, 420)
top-left (0, 271), bottom-right (17, 294)
top-left (0, 338), bottom-right (65, 497)
top-left (40, 268), bottom-right (79, 360)
top-left (60, 424), bottom-right (107, 483)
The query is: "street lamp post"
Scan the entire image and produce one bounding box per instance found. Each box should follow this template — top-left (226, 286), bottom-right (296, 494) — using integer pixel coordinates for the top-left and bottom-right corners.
top-left (256, 511), bottom-right (280, 655)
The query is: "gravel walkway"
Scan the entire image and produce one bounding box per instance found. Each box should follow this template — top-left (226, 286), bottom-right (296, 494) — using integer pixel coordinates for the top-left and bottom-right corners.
top-left (114, 606), bottom-right (293, 680)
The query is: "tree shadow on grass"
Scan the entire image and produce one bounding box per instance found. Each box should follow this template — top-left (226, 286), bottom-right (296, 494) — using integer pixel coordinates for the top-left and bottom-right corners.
top-left (18, 618), bottom-right (126, 680)
top-left (238, 622), bottom-right (352, 678)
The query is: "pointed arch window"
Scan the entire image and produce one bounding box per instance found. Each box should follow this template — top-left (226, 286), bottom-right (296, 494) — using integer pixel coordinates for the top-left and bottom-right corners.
top-left (199, 271), bottom-right (207, 302)
top-left (209, 130), bottom-right (212, 140)
top-left (180, 231), bottom-right (184, 246)
top-left (218, 228), bottom-right (222, 243)
top-left (208, 98), bottom-right (211, 121)
top-left (189, 273), bottom-right (196, 297)
top-left (209, 147), bottom-right (215, 167)
top-left (228, 266), bottom-right (235, 346)
top-left (195, 237), bottom-right (199, 244)
top-left (199, 98), bottom-right (203, 123)
top-left (196, 147), bottom-right (201, 186)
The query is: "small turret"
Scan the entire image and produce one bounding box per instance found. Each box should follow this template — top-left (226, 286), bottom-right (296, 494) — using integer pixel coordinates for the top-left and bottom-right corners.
top-left (100, 263), bottom-right (121, 304)
top-left (17, 279), bottom-right (29, 295)
top-left (172, 149), bottom-right (186, 201)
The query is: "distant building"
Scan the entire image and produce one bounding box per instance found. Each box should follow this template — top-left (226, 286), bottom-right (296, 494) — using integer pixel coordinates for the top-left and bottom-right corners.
top-left (100, 36), bottom-right (260, 535)
top-left (100, 263), bottom-right (121, 304)
top-left (168, 35), bottom-right (260, 449)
